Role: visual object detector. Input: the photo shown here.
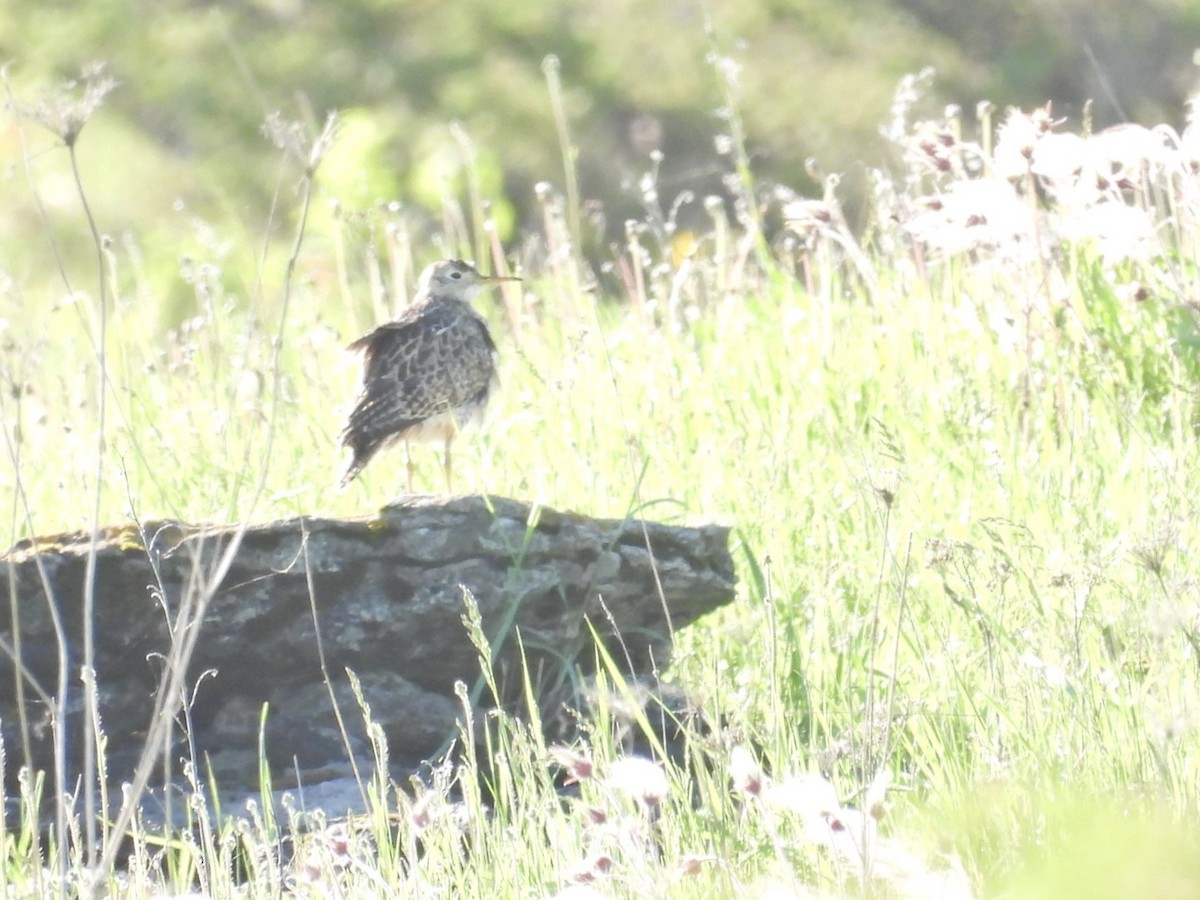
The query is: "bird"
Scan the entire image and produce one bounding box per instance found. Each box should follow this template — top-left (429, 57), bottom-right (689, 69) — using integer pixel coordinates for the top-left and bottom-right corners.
top-left (337, 258), bottom-right (520, 492)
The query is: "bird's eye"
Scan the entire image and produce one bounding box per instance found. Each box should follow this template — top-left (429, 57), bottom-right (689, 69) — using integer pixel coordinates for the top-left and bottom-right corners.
top-left (450, 271), bottom-right (462, 279)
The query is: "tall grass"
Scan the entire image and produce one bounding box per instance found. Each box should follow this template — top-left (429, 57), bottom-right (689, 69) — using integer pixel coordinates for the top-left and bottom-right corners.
top-left (4, 61), bottom-right (1200, 897)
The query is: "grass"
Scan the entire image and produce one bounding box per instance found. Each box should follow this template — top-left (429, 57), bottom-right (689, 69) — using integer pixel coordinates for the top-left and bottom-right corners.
top-left (4, 64), bottom-right (1200, 897)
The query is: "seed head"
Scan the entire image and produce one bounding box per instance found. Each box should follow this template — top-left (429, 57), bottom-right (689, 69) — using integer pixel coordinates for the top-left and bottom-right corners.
top-left (8, 62), bottom-right (116, 146)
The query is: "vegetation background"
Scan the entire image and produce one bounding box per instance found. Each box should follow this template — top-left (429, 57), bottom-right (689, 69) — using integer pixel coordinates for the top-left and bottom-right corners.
top-left (5, 1), bottom-right (1200, 897)
top-left (2, 0), bottom-right (1199, 321)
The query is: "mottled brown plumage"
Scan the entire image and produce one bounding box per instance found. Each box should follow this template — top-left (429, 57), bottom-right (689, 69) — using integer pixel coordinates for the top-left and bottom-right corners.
top-left (338, 259), bottom-right (519, 491)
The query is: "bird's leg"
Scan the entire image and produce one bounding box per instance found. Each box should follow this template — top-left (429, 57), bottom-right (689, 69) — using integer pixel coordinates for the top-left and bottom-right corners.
top-left (405, 441), bottom-right (415, 494)
top-left (443, 434), bottom-right (454, 493)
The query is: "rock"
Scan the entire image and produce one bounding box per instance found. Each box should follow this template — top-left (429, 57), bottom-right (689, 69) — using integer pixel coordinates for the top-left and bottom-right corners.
top-left (1, 495), bottom-right (735, 808)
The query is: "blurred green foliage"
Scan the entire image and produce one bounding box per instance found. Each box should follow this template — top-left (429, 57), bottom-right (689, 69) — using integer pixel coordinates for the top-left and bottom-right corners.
top-left (1, 0), bottom-right (1197, 287)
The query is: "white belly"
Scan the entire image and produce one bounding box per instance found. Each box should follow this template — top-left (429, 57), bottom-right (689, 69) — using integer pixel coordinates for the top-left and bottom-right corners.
top-left (402, 396), bottom-right (488, 445)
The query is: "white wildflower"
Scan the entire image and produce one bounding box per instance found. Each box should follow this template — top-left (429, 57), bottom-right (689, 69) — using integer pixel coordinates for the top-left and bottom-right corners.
top-left (607, 756), bottom-right (669, 809)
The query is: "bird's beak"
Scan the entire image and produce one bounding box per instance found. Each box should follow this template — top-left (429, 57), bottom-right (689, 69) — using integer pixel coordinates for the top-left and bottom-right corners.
top-left (479, 274), bottom-right (522, 284)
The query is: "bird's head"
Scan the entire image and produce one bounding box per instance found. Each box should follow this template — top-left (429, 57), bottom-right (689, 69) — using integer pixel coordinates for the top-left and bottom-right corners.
top-left (419, 258), bottom-right (520, 301)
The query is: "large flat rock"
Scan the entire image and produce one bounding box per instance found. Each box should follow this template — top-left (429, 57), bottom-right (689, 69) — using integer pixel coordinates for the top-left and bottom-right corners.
top-left (2, 495), bottom-right (735, 801)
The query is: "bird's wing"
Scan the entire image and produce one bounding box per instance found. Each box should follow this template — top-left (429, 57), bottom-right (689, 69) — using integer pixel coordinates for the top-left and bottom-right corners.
top-left (343, 304), bottom-right (496, 441)
top-left (346, 304), bottom-right (430, 373)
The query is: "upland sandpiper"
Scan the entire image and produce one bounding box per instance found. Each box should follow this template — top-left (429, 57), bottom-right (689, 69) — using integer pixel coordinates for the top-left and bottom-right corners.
top-left (337, 258), bottom-right (519, 492)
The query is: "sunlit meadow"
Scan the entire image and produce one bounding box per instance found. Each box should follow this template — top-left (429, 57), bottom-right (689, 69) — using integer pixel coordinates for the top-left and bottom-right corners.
top-left (4, 63), bottom-right (1200, 897)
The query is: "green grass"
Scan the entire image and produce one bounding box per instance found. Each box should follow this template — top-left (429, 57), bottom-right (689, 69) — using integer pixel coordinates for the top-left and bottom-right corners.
top-left (5, 74), bottom-right (1200, 897)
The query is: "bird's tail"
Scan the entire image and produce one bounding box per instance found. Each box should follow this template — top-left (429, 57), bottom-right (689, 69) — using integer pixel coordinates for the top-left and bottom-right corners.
top-left (336, 430), bottom-right (375, 491)
top-left (336, 456), bottom-right (366, 492)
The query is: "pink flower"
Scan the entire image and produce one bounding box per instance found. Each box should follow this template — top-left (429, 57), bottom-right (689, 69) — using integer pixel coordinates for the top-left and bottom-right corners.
top-left (550, 745), bottom-right (595, 785)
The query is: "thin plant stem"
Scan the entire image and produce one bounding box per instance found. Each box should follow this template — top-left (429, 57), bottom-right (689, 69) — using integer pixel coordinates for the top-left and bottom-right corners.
top-left (542, 56), bottom-right (581, 258)
top-left (68, 129), bottom-right (110, 874)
